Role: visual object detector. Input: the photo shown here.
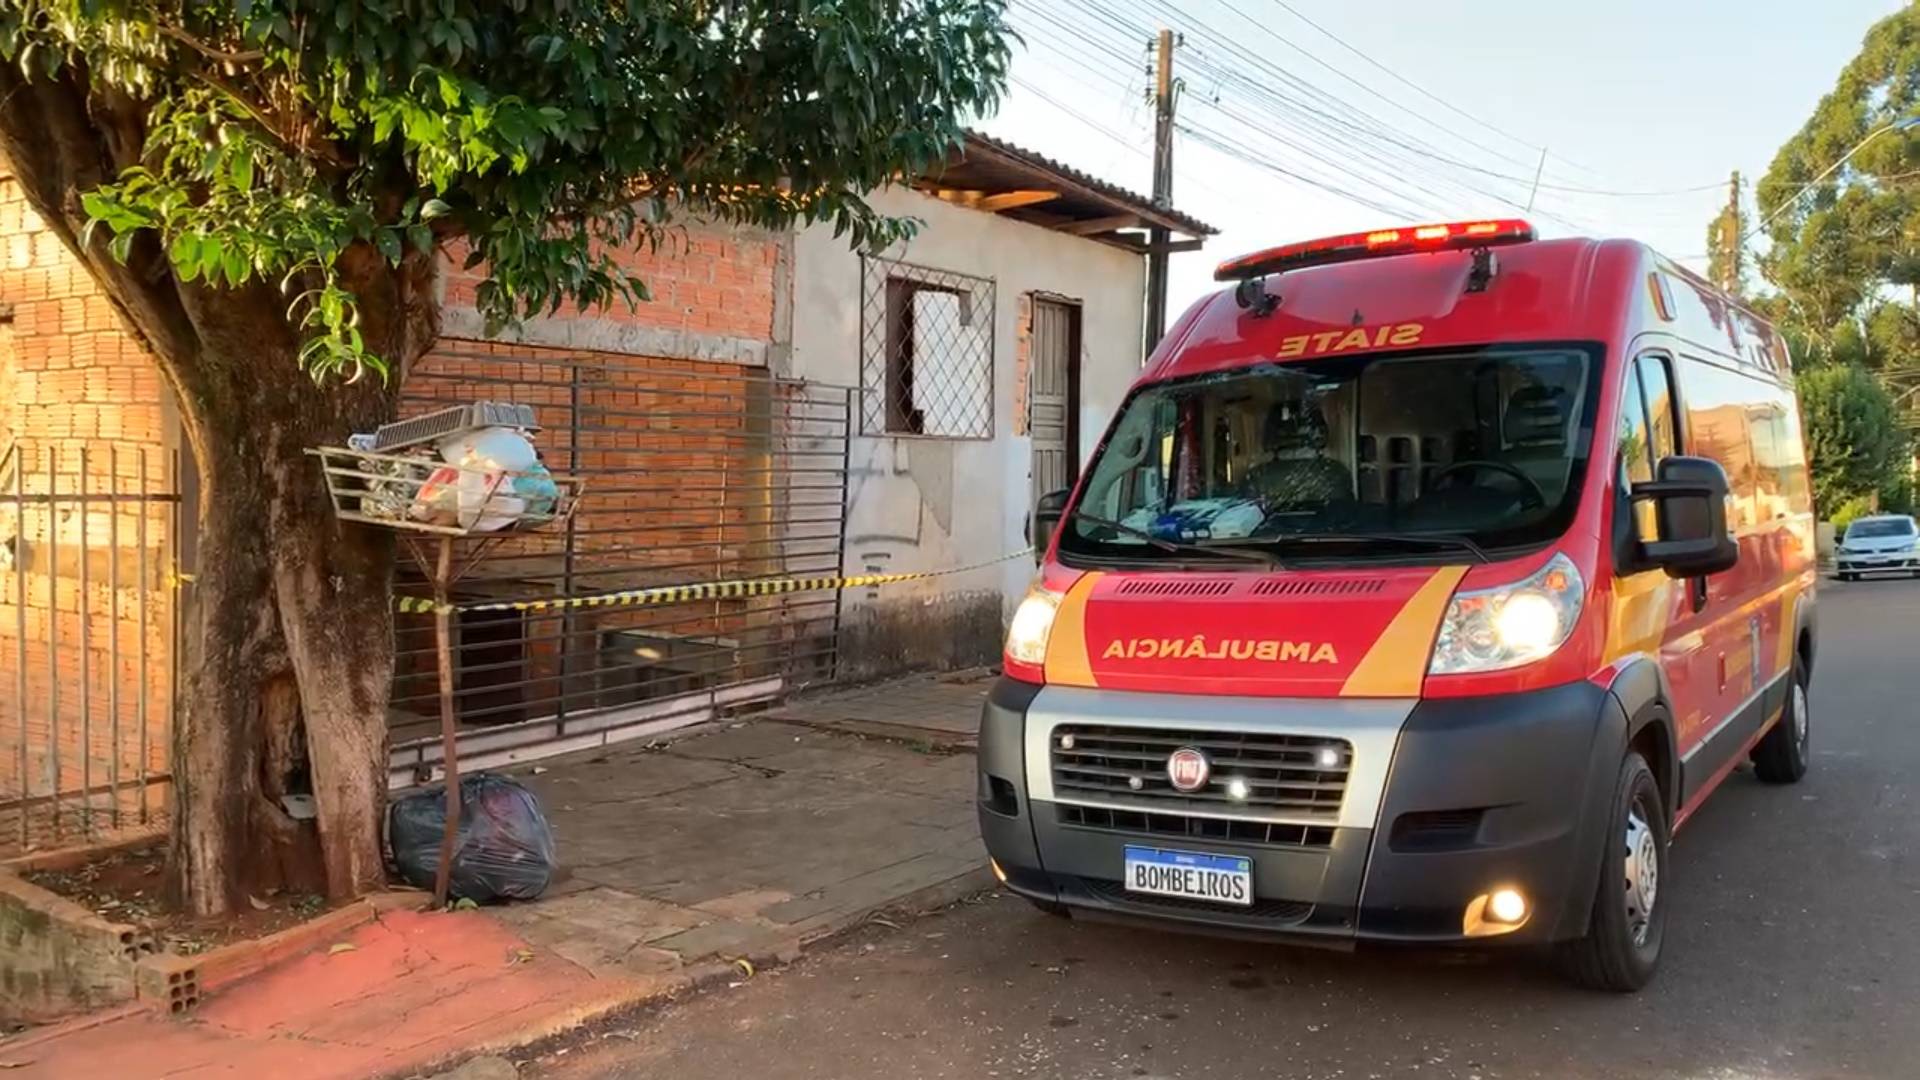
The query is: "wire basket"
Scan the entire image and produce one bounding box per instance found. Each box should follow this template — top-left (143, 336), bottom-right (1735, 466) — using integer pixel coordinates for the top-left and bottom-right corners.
top-left (309, 446), bottom-right (583, 537)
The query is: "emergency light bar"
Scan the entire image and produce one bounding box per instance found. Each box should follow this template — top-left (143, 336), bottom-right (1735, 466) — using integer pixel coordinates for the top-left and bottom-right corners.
top-left (1214, 219), bottom-right (1535, 282)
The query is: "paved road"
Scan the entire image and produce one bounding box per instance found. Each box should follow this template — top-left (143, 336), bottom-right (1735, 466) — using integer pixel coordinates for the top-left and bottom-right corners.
top-left (526, 577), bottom-right (1920, 1080)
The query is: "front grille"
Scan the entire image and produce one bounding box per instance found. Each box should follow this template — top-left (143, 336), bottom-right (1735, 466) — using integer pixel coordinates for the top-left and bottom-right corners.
top-left (1057, 803), bottom-right (1336, 848)
top-left (1050, 724), bottom-right (1351, 820)
top-left (1249, 577), bottom-right (1384, 597)
top-left (1115, 578), bottom-right (1236, 597)
top-left (1079, 877), bottom-right (1313, 922)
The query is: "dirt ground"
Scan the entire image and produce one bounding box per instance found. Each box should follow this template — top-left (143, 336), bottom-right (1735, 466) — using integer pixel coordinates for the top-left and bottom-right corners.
top-left (22, 844), bottom-right (334, 955)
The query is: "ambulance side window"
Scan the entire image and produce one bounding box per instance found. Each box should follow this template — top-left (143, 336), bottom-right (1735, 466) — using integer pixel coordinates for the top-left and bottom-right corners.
top-left (1618, 372), bottom-right (1653, 489)
top-left (1636, 356), bottom-right (1678, 460)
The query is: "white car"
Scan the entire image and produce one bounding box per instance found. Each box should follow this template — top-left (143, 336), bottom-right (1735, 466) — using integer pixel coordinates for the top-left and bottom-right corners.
top-left (1835, 514), bottom-right (1920, 580)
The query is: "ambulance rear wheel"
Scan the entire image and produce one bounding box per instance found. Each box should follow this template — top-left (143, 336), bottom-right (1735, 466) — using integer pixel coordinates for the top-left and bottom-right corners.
top-left (1557, 751), bottom-right (1668, 992)
top-left (1751, 655), bottom-right (1811, 784)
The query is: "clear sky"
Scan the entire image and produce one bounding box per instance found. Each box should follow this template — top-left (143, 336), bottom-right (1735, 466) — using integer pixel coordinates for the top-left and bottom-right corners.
top-left (980, 0), bottom-right (1909, 314)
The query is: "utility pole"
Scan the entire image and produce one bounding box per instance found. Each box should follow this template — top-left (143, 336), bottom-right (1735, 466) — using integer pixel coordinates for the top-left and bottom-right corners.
top-left (1714, 170), bottom-right (1747, 295)
top-left (1144, 28), bottom-right (1175, 352)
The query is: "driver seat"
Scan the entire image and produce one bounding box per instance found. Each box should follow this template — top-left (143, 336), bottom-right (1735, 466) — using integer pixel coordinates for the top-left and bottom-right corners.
top-left (1501, 385), bottom-right (1571, 496)
top-left (1244, 401), bottom-right (1353, 509)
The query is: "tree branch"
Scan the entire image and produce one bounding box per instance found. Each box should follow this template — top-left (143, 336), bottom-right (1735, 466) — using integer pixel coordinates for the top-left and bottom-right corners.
top-left (158, 24), bottom-right (266, 65)
top-left (190, 68), bottom-right (351, 171)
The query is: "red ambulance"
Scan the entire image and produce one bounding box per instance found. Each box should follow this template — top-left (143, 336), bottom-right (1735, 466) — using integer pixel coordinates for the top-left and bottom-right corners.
top-left (978, 220), bottom-right (1817, 991)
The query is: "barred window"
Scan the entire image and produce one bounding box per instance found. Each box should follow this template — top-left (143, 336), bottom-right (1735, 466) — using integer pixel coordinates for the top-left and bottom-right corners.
top-left (860, 257), bottom-right (994, 438)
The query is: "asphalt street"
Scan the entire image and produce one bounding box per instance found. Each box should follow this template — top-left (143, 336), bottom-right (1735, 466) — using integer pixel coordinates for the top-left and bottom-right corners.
top-left (527, 575), bottom-right (1920, 1080)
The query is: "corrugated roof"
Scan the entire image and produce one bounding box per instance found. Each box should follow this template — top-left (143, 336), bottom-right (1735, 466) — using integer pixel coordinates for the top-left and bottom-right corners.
top-left (929, 130), bottom-right (1213, 239)
top-left (955, 130), bottom-right (1216, 239)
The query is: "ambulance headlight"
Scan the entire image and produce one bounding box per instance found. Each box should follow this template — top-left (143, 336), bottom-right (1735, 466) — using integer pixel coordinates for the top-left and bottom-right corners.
top-left (1005, 585), bottom-right (1064, 666)
top-left (1428, 553), bottom-right (1584, 675)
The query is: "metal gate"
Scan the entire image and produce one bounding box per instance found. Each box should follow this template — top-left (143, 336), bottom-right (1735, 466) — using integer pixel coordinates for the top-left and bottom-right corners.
top-left (389, 349), bottom-right (854, 779)
top-left (1, 441), bottom-right (182, 853)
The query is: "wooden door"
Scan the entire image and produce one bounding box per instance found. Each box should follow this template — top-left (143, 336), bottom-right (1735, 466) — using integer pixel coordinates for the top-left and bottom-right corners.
top-left (1030, 297), bottom-right (1081, 502)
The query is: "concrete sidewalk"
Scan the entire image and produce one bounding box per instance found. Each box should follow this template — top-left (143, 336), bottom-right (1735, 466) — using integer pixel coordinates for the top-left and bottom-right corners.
top-left (502, 684), bottom-right (992, 976)
top-left (9, 672), bottom-right (994, 1078)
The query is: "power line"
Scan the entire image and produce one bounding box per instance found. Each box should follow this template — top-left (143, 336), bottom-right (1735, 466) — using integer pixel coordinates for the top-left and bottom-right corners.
top-left (1249, 0), bottom-right (1609, 178)
top-left (1180, 122), bottom-right (1424, 220)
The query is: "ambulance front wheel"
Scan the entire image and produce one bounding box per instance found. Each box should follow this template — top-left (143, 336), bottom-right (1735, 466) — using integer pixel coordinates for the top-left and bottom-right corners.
top-left (1556, 751), bottom-right (1669, 992)
top-left (1026, 897), bottom-right (1071, 919)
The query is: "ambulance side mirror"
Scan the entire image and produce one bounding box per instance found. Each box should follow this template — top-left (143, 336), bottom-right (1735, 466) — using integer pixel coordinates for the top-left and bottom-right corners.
top-left (1630, 456), bottom-right (1739, 578)
top-left (1028, 489), bottom-right (1072, 562)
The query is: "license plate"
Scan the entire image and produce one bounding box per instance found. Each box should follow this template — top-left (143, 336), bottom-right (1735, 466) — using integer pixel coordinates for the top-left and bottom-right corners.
top-left (1123, 845), bottom-right (1252, 907)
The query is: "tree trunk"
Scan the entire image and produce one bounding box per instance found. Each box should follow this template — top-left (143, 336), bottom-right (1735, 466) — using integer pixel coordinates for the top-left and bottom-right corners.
top-left (0, 65), bottom-right (440, 915)
top-left (171, 383), bottom-right (399, 913)
top-left (167, 255), bottom-right (437, 916)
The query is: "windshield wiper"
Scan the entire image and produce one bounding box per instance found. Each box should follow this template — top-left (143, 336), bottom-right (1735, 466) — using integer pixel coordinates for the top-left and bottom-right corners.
top-left (1069, 512), bottom-right (1281, 565)
top-left (1262, 531), bottom-right (1491, 564)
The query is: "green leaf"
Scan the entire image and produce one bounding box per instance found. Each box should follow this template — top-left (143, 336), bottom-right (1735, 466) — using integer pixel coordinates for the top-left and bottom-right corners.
top-left (438, 73), bottom-right (461, 108)
top-left (375, 230), bottom-right (402, 264)
top-left (420, 198), bottom-right (452, 220)
top-left (222, 247), bottom-right (248, 286)
top-left (408, 224), bottom-right (434, 253)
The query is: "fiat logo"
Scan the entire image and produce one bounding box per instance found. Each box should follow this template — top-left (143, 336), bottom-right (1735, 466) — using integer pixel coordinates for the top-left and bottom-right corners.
top-left (1166, 747), bottom-right (1211, 793)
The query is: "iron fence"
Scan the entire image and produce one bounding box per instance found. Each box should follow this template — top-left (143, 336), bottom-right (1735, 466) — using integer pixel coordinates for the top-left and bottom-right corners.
top-left (0, 441), bottom-right (181, 853)
top-left (390, 349), bottom-right (855, 770)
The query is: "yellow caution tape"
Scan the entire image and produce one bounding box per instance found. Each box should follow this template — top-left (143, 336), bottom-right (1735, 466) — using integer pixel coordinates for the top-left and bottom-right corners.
top-left (394, 550), bottom-right (1032, 615)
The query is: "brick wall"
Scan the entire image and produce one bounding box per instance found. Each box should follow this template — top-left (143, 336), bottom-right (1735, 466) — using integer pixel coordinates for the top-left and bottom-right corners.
top-left (0, 172), bottom-right (177, 854)
top-left (0, 170), bottom-right (820, 801)
top-left (438, 221), bottom-right (781, 361)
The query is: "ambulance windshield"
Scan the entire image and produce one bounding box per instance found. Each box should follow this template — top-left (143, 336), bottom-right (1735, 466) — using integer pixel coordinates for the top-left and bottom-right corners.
top-left (1061, 345), bottom-right (1601, 563)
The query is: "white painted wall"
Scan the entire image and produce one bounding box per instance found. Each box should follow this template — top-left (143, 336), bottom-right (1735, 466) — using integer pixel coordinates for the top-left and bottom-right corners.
top-left (789, 185), bottom-right (1148, 629)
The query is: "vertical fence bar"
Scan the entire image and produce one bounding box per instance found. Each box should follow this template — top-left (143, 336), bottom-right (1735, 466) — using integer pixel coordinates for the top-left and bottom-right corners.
top-left (77, 447), bottom-right (92, 838)
top-left (556, 359), bottom-right (581, 732)
top-left (43, 448), bottom-right (59, 841)
top-left (13, 453), bottom-right (27, 847)
top-left (828, 387), bottom-right (853, 685)
top-left (136, 449), bottom-right (150, 824)
top-left (107, 447), bottom-right (122, 830)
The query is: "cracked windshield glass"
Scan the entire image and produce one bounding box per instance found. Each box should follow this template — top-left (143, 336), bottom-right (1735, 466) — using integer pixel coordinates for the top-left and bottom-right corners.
top-left (1062, 346), bottom-right (1599, 561)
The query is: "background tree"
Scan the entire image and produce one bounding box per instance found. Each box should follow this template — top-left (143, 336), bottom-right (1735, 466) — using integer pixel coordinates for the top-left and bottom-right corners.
top-left (1749, 6), bottom-right (1920, 514)
top-left (1797, 364), bottom-right (1911, 515)
top-left (0, 0), bottom-right (1011, 914)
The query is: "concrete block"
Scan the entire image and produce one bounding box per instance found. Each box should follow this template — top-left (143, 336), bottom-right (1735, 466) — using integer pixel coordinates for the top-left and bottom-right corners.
top-left (133, 952), bottom-right (200, 1014)
top-left (0, 871), bottom-right (143, 1021)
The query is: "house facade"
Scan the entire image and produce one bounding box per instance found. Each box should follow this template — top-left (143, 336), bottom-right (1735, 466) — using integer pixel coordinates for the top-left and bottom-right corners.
top-left (0, 134), bottom-right (1210, 852)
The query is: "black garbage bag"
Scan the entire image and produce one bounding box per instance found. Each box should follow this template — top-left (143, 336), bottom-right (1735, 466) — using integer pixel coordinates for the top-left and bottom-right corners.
top-left (387, 773), bottom-right (557, 902)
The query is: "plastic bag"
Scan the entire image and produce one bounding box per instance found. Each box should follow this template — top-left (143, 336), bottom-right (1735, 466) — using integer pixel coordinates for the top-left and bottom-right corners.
top-left (387, 773), bottom-right (557, 903)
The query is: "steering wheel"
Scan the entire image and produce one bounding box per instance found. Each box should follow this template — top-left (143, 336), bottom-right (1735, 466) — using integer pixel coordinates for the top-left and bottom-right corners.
top-left (1427, 460), bottom-right (1548, 510)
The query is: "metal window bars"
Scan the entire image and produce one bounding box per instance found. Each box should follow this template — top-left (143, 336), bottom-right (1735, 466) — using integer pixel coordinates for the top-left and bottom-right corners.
top-left (859, 256), bottom-right (996, 439)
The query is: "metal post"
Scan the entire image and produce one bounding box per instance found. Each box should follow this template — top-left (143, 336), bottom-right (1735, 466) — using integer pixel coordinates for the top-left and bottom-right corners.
top-left (1145, 27), bottom-right (1176, 351)
top-left (107, 447), bottom-right (121, 830)
top-left (828, 388), bottom-right (853, 683)
top-left (431, 536), bottom-right (460, 907)
top-left (136, 450), bottom-right (150, 824)
top-left (77, 447), bottom-right (91, 837)
top-left (13, 455), bottom-right (27, 847)
top-left (556, 361), bottom-right (581, 729)
top-left (43, 448), bottom-right (58, 840)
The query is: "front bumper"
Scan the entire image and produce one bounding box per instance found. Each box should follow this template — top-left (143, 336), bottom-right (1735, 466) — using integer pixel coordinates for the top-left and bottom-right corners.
top-left (1836, 552), bottom-right (1919, 573)
top-left (977, 677), bottom-right (1625, 946)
